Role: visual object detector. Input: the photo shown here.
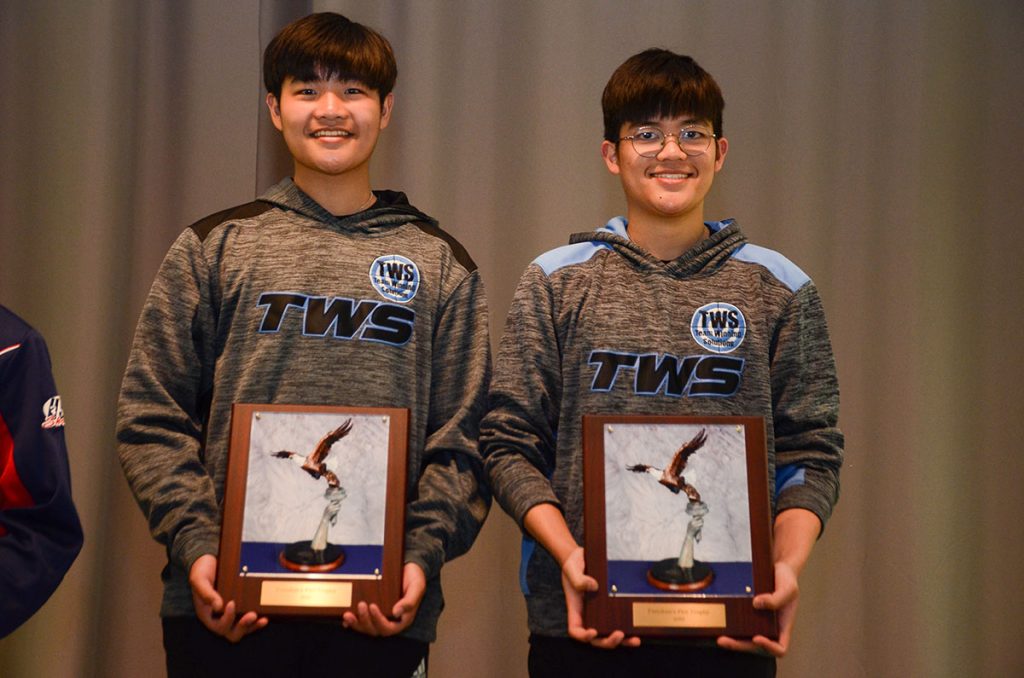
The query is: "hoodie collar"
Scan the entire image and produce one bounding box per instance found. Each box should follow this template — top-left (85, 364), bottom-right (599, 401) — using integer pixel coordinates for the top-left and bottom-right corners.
top-left (568, 216), bottom-right (746, 277)
top-left (258, 177), bottom-right (437, 234)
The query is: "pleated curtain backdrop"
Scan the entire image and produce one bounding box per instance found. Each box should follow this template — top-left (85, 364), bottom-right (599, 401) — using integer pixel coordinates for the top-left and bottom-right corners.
top-left (1, 1), bottom-right (1021, 676)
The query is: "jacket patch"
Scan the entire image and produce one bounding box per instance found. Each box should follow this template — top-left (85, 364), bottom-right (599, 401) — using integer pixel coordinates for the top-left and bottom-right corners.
top-left (42, 395), bottom-right (65, 429)
top-left (690, 303), bottom-right (746, 354)
top-left (369, 255), bottom-right (420, 303)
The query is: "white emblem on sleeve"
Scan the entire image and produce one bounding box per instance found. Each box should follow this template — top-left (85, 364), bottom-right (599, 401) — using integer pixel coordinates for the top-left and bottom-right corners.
top-left (41, 395), bottom-right (65, 429)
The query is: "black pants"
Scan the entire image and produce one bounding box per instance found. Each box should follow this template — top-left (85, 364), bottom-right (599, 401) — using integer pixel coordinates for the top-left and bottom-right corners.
top-left (528, 634), bottom-right (776, 678)
top-left (163, 617), bottom-right (427, 678)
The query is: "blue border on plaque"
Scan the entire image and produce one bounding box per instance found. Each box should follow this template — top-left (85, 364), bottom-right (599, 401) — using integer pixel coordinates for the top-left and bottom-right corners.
top-left (240, 542), bottom-right (383, 576)
top-left (606, 560), bottom-right (753, 596)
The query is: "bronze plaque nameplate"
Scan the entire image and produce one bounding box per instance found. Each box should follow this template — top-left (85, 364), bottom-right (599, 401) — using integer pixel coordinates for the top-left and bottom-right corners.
top-left (632, 602), bottom-right (727, 628)
top-left (260, 580), bottom-right (353, 608)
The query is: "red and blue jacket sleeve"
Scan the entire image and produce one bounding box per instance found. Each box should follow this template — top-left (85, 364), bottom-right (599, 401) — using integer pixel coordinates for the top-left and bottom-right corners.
top-left (0, 310), bottom-right (83, 638)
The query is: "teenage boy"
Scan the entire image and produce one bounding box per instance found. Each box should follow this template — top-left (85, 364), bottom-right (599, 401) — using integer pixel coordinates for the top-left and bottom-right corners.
top-left (0, 305), bottom-right (83, 638)
top-left (117, 13), bottom-right (490, 677)
top-left (481, 49), bottom-right (843, 677)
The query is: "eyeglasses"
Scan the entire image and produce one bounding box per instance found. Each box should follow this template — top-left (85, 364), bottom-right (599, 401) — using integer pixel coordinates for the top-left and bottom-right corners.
top-left (620, 125), bottom-right (717, 158)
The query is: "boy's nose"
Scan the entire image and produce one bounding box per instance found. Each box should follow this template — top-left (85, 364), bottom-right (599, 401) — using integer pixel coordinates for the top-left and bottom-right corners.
top-left (317, 93), bottom-right (347, 118)
top-left (656, 134), bottom-right (687, 158)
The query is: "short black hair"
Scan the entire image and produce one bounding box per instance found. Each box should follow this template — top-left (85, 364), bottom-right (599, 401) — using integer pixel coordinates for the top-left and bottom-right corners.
top-left (602, 49), bottom-right (724, 143)
top-left (263, 12), bottom-right (397, 101)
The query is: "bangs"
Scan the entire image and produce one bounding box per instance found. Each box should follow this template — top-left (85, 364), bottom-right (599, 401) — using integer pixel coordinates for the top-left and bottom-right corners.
top-left (277, 40), bottom-right (394, 91)
top-left (264, 13), bottom-right (397, 98)
top-left (618, 84), bottom-right (720, 130)
top-left (602, 49), bottom-right (724, 142)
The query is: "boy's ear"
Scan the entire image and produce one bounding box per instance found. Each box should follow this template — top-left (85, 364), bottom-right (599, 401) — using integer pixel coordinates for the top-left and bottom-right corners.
top-left (266, 92), bottom-right (283, 131)
top-left (378, 92), bottom-right (394, 130)
top-left (601, 140), bottom-right (621, 175)
top-left (714, 136), bottom-right (729, 170)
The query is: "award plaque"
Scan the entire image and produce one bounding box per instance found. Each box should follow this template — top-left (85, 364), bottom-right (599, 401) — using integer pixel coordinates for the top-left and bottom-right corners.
top-left (216, 404), bottom-right (408, 617)
top-left (582, 415), bottom-right (777, 639)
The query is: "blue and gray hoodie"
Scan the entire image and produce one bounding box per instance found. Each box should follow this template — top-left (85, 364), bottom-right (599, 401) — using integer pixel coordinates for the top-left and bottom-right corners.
top-left (481, 217), bottom-right (842, 638)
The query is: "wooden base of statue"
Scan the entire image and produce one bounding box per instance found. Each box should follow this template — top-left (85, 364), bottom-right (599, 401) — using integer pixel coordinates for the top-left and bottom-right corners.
top-left (646, 558), bottom-right (714, 592)
top-left (279, 541), bottom-right (345, 573)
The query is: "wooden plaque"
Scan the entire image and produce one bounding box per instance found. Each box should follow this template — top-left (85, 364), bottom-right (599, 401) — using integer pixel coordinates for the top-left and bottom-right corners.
top-left (216, 404), bottom-right (408, 617)
top-left (582, 414), bottom-right (777, 639)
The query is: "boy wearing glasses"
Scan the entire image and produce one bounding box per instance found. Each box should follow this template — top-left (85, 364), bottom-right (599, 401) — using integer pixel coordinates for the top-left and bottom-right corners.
top-left (482, 49), bottom-right (842, 676)
top-left (117, 12), bottom-right (490, 677)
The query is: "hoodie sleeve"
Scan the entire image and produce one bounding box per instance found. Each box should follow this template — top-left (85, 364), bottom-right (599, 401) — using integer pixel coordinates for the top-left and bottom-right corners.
top-left (402, 269), bottom-right (492, 580)
top-left (116, 230), bottom-right (221, 573)
top-left (769, 282), bottom-right (844, 531)
top-left (480, 264), bottom-right (564, 529)
top-left (0, 320), bottom-right (83, 638)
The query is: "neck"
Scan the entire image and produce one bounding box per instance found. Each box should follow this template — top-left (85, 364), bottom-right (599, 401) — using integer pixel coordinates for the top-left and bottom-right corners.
top-left (626, 209), bottom-right (709, 261)
top-left (292, 165), bottom-right (375, 216)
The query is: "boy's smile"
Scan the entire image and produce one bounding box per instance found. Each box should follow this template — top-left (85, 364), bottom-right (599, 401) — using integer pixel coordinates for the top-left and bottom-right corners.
top-left (267, 76), bottom-right (393, 185)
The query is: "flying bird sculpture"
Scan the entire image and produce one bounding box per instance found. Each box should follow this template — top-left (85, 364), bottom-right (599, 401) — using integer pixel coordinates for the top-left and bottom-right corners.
top-left (271, 418), bottom-right (355, 572)
top-left (272, 419), bottom-right (353, 488)
top-left (625, 428), bottom-right (713, 591)
top-left (626, 428), bottom-right (707, 502)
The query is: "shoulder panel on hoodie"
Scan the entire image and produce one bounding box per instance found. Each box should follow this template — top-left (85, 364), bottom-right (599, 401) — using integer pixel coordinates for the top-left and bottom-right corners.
top-left (533, 241), bottom-right (613, 276)
top-left (410, 221), bottom-right (477, 273)
top-left (188, 200), bottom-right (275, 242)
top-left (535, 216), bottom-right (625, 276)
top-left (731, 243), bottom-right (810, 293)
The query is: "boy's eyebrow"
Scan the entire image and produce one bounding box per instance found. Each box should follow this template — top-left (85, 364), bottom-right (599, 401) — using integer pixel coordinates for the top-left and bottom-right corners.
top-left (284, 77), bottom-right (371, 89)
top-left (630, 117), bottom-right (708, 129)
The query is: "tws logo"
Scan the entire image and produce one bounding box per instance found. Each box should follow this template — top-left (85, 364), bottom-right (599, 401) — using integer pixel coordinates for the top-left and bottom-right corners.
top-left (370, 255), bottom-right (420, 303)
top-left (588, 350), bottom-right (744, 398)
top-left (257, 292), bottom-right (415, 346)
top-left (690, 302), bottom-right (746, 354)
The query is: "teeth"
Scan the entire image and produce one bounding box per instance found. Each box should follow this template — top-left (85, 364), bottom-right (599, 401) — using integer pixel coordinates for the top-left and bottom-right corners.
top-left (652, 173), bottom-right (691, 178)
top-left (313, 130), bottom-right (350, 137)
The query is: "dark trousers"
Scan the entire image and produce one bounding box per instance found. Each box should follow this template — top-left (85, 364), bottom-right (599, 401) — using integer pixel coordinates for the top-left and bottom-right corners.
top-left (163, 617), bottom-right (427, 678)
top-left (528, 634), bottom-right (776, 678)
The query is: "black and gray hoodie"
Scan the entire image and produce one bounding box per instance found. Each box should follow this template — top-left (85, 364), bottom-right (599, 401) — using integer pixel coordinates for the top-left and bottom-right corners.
top-left (481, 217), bottom-right (843, 638)
top-left (117, 178), bottom-right (491, 643)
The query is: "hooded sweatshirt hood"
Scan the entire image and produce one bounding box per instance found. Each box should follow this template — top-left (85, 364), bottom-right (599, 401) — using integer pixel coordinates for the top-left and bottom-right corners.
top-left (536, 216), bottom-right (747, 280)
top-left (259, 177), bottom-right (437, 235)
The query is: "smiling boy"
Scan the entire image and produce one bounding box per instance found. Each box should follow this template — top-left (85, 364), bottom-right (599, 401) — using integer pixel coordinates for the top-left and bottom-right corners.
top-left (117, 13), bottom-right (490, 677)
top-left (481, 49), bottom-right (843, 677)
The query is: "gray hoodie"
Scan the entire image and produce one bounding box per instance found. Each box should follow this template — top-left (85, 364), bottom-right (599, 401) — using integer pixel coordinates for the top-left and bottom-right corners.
top-left (481, 217), bottom-right (842, 637)
top-left (117, 178), bottom-right (491, 642)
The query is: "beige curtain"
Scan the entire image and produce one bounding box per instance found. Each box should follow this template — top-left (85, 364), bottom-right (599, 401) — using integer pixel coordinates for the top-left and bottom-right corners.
top-left (1, 1), bottom-right (1021, 676)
